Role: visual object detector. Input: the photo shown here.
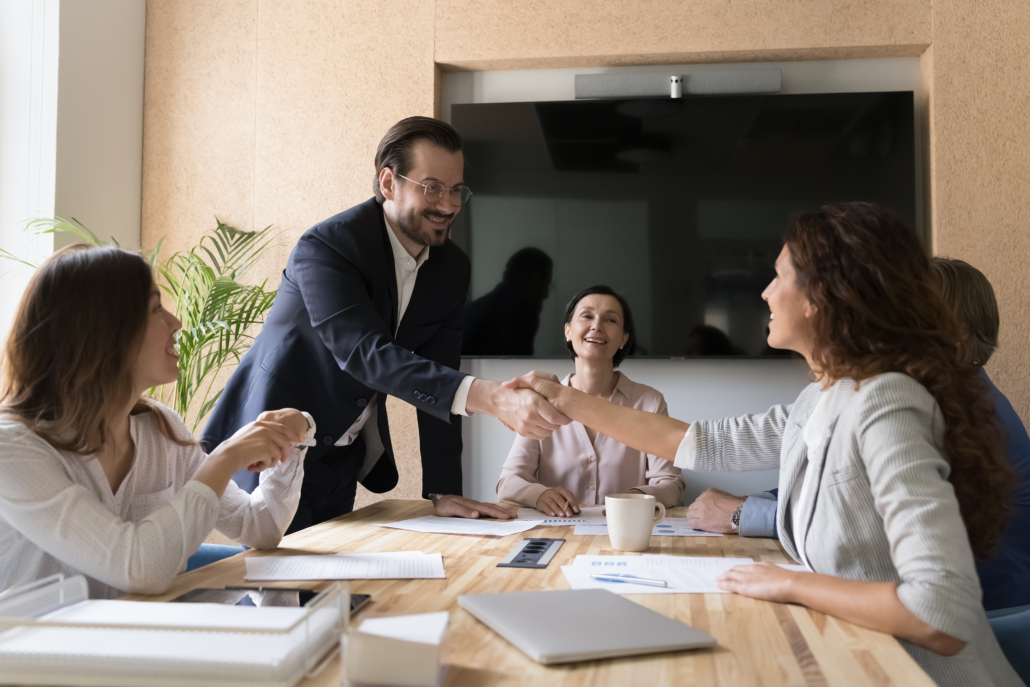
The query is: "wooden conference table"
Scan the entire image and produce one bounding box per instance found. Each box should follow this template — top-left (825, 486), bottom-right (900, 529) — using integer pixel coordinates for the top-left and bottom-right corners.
top-left (130, 499), bottom-right (934, 687)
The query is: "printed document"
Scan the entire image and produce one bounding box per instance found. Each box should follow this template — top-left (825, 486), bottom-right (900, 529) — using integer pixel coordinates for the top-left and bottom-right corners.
top-left (515, 506), bottom-right (607, 527)
top-left (562, 554), bottom-right (754, 594)
top-left (573, 517), bottom-right (724, 537)
top-left (380, 515), bottom-right (539, 537)
top-left (245, 551), bottom-right (445, 581)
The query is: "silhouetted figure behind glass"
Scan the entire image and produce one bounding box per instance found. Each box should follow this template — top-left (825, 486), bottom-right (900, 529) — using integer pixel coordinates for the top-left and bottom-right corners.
top-left (463, 248), bottom-right (553, 356)
top-left (685, 325), bottom-right (745, 356)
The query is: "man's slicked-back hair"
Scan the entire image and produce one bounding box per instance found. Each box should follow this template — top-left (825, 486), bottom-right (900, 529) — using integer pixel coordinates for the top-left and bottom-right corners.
top-left (373, 117), bottom-right (463, 202)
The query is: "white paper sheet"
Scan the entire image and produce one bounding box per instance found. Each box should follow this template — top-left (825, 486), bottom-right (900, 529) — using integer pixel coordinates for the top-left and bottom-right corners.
top-left (357, 612), bottom-right (449, 645)
top-left (41, 599), bottom-right (307, 631)
top-left (380, 515), bottom-right (540, 537)
top-left (563, 554), bottom-right (756, 594)
top-left (245, 552), bottom-right (445, 581)
top-left (573, 517), bottom-right (724, 537)
top-left (515, 506), bottom-right (607, 526)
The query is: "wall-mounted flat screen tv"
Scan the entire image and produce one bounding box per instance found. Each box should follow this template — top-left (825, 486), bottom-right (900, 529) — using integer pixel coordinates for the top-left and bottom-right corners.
top-left (451, 91), bottom-right (916, 358)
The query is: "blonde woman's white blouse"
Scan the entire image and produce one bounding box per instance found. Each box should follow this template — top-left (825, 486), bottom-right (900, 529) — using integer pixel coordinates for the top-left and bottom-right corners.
top-left (0, 403), bottom-right (312, 599)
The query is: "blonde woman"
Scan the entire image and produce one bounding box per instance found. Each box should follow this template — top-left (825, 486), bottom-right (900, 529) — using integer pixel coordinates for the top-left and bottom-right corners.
top-left (0, 245), bottom-right (312, 598)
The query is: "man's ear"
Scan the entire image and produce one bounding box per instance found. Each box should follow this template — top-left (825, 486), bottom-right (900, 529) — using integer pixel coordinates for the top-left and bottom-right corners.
top-left (380, 167), bottom-right (396, 202)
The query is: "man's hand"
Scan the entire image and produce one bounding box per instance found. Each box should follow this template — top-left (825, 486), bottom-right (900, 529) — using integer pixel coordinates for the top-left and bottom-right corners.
top-left (466, 378), bottom-right (570, 440)
top-left (433, 495), bottom-right (515, 520)
top-left (685, 487), bottom-right (746, 534)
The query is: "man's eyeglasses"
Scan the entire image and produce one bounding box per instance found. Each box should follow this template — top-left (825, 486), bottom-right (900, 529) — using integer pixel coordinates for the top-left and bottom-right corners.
top-left (396, 174), bottom-right (473, 207)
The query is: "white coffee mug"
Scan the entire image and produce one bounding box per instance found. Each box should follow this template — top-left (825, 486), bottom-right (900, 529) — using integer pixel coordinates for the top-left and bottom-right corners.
top-left (605, 493), bottom-right (666, 552)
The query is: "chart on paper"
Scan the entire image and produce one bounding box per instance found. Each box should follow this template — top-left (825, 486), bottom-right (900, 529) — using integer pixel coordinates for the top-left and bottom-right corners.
top-left (516, 506), bottom-right (607, 527)
top-left (573, 518), bottom-right (724, 537)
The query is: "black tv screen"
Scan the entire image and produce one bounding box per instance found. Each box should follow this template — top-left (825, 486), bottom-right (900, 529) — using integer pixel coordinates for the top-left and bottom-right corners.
top-left (451, 91), bottom-right (916, 358)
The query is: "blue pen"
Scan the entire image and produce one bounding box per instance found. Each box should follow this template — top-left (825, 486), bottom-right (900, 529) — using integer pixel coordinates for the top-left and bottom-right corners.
top-left (589, 573), bottom-right (667, 588)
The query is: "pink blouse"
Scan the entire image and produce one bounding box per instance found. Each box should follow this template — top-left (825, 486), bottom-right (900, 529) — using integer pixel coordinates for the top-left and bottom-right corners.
top-left (496, 373), bottom-right (685, 508)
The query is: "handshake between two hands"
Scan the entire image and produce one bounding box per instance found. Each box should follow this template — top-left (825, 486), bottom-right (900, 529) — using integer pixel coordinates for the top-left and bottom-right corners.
top-left (490, 370), bottom-right (571, 441)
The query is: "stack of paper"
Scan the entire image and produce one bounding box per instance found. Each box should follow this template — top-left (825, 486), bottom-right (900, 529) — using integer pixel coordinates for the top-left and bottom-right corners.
top-left (381, 515), bottom-right (539, 537)
top-left (42, 599), bottom-right (308, 630)
top-left (346, 612), bottom-right (449, 687)
top-left (245, 551), bottom-right (445, 581)
top-left (573, 517), bottom-right (724, 537)
top-left (561, 554), bottom-right (755, 594)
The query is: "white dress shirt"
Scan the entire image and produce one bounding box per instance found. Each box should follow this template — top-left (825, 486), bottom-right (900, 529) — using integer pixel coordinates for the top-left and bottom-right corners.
top-left (0, 403), bottom-right (314, 599)
top-left (335, 214), bottom-right (475, 482)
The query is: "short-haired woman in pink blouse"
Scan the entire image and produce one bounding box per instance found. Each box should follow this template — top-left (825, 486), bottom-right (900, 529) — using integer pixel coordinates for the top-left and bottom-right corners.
top-left (496, 286), bottom-right (685, 516)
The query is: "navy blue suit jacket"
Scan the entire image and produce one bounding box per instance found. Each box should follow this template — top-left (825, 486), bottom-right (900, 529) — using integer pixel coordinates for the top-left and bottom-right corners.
top-left (202, 198), bottom-right (469, 498)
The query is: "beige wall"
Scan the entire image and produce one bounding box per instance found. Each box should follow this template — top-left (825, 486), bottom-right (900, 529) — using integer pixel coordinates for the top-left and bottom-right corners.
top-left (143, 0), bottom-right (1030, 506)
top-left (923, 0), bottom-right (1030, 414)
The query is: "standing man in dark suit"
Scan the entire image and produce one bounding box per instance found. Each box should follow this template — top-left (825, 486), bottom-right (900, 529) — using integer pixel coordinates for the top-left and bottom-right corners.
top-left (203, 117), bottom-right (569, 533)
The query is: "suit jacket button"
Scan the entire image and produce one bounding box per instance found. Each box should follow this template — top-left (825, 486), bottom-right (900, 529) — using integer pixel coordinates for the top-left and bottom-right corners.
top-left (427, 396), bottom-right (436, 405)
top-left (323, 435), bottom-right (333, 445)
top-left (413, 391), bottom-right (420, 399)
top-left (357, 398), bottom-right (367, 408)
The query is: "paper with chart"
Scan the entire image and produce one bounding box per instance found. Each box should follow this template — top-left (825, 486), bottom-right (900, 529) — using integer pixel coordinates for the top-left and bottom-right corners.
top-left (380, 515), bottom-right (539, 537)
top-left (245, 551), bottom-right (445, 581)
top-left (515, 505), bottom-right (607, 527)
top-left (562, 554), bottom-right (755, 594)
top-left (573, 517), bottom-right (724, 537)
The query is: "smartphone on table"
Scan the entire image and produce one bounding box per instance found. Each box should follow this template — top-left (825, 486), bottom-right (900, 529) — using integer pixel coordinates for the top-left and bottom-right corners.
top-left (170, 586), bottom-right (371, 613)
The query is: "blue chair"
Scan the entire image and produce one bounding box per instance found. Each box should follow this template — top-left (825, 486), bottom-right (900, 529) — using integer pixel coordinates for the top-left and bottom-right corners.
top-left (186, 543), bottom-right (245, 571)
top-left (987, 603), bottom-right (1030, 684)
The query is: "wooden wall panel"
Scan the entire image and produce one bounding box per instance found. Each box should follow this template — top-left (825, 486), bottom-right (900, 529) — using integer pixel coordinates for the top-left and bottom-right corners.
top-left (142, 0), bottom-right (258, 258)
top-left (434, 0), bottom-right (931, 71)
top-left (927, 0), bottom-right (1030, 422)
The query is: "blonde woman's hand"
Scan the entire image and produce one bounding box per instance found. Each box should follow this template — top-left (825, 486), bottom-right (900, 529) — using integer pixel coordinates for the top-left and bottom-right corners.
top-left (223, 409), bottom-right (308, 473)
top-left (536, 487), bottom-right (581, 517)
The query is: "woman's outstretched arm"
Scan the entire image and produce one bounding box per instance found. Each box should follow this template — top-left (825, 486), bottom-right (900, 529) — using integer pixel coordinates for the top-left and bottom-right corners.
top-left (505, 372), bottom-right (690, 461)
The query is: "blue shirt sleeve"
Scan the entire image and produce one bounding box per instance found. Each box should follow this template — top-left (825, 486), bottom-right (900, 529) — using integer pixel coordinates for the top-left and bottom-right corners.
top-left (739, 490), bottom-right (778, 538)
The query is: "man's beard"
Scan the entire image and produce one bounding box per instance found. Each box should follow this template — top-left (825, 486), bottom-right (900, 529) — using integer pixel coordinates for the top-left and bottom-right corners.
top-left (397, 207), bottom-right (454, 247)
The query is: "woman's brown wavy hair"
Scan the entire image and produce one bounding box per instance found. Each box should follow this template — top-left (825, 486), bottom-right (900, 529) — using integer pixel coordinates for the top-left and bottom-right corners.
top-left (1, 244), bottom-right (192, 454)
top-left (784, 202), bottom-right (1012, 560)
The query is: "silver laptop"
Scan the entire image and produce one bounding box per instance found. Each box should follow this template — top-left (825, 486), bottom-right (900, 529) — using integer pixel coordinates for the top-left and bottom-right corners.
top-left (457, 588), bottom-right (716, 664)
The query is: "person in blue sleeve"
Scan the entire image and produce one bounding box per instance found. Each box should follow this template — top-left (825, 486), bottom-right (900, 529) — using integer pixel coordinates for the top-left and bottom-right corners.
top-left (202, 117), bottom-right (569, 533)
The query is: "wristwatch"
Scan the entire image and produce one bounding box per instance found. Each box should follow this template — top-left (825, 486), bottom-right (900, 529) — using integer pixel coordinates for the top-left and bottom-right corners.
top-left (428, 493), bottom-right (446, 506)
top-left (730, 504), bottom-right (743, 533)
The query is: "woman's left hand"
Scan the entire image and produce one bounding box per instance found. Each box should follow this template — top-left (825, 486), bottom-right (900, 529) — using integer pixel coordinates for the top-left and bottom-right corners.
top-left (715, 561), bottom-right (800, 603)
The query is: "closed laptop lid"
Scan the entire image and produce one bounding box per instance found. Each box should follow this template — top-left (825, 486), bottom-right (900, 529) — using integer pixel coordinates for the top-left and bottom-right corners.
top-left (457, 588), bottom-right (716, 665)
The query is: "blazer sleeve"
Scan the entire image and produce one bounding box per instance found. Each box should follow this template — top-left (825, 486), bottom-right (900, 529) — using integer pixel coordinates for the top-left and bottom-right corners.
top-left (496, 435), bottom-right (549, 508)
top-left (857, 375), bottom-right (983, 641)
top-left (634, 396), bottom-right (686, 507)
top-left (291, 232), bottom-right (466, 424)
top-left (691, 402), bottom-right (793, 472)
